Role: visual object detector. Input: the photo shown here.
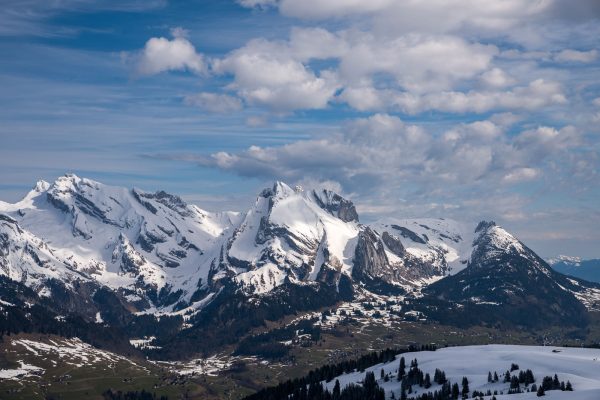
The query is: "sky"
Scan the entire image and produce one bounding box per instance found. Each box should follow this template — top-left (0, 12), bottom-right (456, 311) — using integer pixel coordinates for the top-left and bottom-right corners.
top-left (0, 0), bottom-right (599, 258)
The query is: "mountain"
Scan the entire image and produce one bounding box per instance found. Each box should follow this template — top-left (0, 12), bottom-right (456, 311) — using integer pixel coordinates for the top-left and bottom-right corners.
top-left (1, 174), bottom-right (599, 359)
top-left (417, 221), bottom-right (600, 328)
top-left (548, 255), bottom-right (600, 284)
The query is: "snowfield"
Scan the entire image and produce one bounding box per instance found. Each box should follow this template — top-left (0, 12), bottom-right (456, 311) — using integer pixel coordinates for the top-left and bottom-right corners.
top-left (324, 345), bottom-right (600, 399)
top-left (0, 337), bottom-right (148, 381)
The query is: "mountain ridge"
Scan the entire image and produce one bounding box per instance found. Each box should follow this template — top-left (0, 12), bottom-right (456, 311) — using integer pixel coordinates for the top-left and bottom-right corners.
top-left (1, 174), bottom-right (599, 359)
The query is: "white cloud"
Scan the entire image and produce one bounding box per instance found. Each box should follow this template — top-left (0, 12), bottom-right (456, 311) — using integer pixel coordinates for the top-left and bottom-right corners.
top-left (133, 34), bottom-right (206, 76)
top-left (184, 92), bottom-right (242, 113)
top-left (340, 79), bottom-right (567, 114)
top-left (192, 115), bottom-right (581, 193)
top-left (279, 0), bottom-right (393, 19)
top-left (278, 0), bottom-right (549, 35)
top-left (480, 68), bottom-right (516, 88)
top-left (212, 38), bottom-right (340, 111)
top-left (554, 49), bottom-right (598, 63)
top-left (338, 34), bottom-right (498, 93)
top-left (502, 167), bottom-right (540, 183)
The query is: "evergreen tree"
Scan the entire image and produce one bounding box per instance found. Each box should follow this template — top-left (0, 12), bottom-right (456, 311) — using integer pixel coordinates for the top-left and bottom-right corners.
top-left (566, 381), bottom-right (573, 391)
top-left (493, 371), bottom-right (498, 382)
top-left (452, 383), bottom-right (460, 399)
top-left (552, 374), bottom-right (560, 390)
top-left (504, 371), bottom-right (511, 383)
top-left (461, 377), bottom-right (470, 399)
top-left (424, 373), bottom-right (431, 389)
top-left (487, 371), bottom-right (492, 383)
top-left (398, 357), bottom-right (406, 381)
top-left (333, 379), bottom-right (340, 399)
top-left (537, 386), bottom-right (545, 397)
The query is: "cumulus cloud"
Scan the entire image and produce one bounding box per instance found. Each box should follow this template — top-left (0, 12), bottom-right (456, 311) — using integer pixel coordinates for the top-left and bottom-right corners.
top-left (189, 114), bottom-right (585, 193)
top-left (184, 92), bottom-right (243, 113)
top-left (502, 167), bottom-right (540, 183)
top-left (341, 79), bottom-right (566, 114)
top-left (480, 68), bottom-right (516, 88)
top-left (554, 49), bottom-right (598, 63)
top-left (132, 31), bottom-right (206, 76)
top-left (212, 38), bottom-right (340, 111)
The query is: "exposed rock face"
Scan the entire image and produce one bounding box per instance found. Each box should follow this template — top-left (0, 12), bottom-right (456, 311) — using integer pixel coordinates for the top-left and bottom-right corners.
top-left (381, 231), bottom-right (405, 257)
top-left (312, 189), bottom-right (359, 223)
top-left (353, 227), bottom-right (389, 281)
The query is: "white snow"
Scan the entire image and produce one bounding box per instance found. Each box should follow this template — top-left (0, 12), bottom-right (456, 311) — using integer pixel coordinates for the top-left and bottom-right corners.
top-left (0, 174), bottom-right (241, 311)
top-left (324, 345), bottom-right (600, 399)
top-left (0, 361), bottom-right (43, 380)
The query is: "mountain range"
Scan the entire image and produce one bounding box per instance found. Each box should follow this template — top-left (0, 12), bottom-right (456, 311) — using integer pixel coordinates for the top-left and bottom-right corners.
top-left (1, 174), bottom-right (599, 359)
top-left (548, 255), bottom-right (600, 284)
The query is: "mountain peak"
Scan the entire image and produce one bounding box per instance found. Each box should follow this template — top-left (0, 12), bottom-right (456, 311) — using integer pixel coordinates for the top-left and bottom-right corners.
top-left (33, 180), bottom-right (50, 193)
top-left (474, 220), bottom-right (496, 233)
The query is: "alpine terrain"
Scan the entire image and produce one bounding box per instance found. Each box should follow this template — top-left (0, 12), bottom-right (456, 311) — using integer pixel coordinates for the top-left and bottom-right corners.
top-left (1, 175), bottom-right (599, 399)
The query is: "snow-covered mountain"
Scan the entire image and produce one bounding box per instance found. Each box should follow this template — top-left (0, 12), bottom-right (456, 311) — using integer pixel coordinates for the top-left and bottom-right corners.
top-left (1, 174), bottom-right (598, 344)
top-left (419, 221), bottom-right (600, 327)
top-left (548, 256), bottom-right (600, 284)
top-left (0, 176), bottom-right (473, 313)
top-left (0, 174), bottom-right (241, 312)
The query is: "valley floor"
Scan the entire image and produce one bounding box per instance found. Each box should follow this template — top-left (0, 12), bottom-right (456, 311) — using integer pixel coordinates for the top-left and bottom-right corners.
top-left (2, 313), bottom-right (600, 399)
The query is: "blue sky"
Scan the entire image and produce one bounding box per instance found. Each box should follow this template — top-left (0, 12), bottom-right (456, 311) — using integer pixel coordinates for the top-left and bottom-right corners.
top-left (1, 0), bottom-right (599, 258)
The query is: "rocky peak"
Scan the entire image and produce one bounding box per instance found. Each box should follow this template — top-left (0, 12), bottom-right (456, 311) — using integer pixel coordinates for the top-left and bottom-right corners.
top-left (311, 189), bottom-right (359, 223)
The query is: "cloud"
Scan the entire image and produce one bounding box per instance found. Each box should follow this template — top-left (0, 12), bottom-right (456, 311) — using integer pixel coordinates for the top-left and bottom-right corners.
top-left (502, 167), bottom-right (540, 183)
top-left (279, 0), bottom-right (394, 19)
top-left (212, 38), bottom-right (340, 111)
top-left (341, 79), bottom-right (567, 114)
top-left (189, 114), bottom-right (586, 192)
top-left (184, 92), bottom-right (243, 113)
top-left (237, 0), bottom-right (277, 9)
top-left (132, 32), bottom-right (206, 76)
top-left (0, 0), bottom-right (166, 37)
top-left (554, 49), bottom-right (598, 63)
top-left (338, 34), bottom-right (498, 93)
top-left (480, 68), bottom-right (516, 88)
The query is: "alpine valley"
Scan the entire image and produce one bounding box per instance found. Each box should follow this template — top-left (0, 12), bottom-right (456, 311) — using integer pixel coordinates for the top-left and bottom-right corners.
top-left (1, 174), bottom-right (600, 400)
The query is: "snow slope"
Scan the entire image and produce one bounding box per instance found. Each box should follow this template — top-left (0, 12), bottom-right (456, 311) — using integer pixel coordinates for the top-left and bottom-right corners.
top-left (324, 345), bottom-right (600, 399)
top-left (0, 174), bottom-right (241, 309)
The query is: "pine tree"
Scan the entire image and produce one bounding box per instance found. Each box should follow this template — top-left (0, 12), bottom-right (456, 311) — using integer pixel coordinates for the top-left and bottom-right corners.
top-left (398, 357), bottom-right (406, 381)
top-left (504, 371), bottom-right (511, 383)
top-left (493, 371), bottom-right (499, 382)
top-left (566, 381), bottom-right (573, 391)
top-left (461, 377), bottom-right (470, 399)
top-left (452, 383), bottom-right (460, 399)
top-left (424, 373), bottom-right (431, 389)
top-left (537, 386), bottom-right (545, 397)
top-left (553, 374), bottom-right (560, 390)
top-left (488, 371), bottom-right (492, 383)
top-left (333, 379), bottom-right (340, 399)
